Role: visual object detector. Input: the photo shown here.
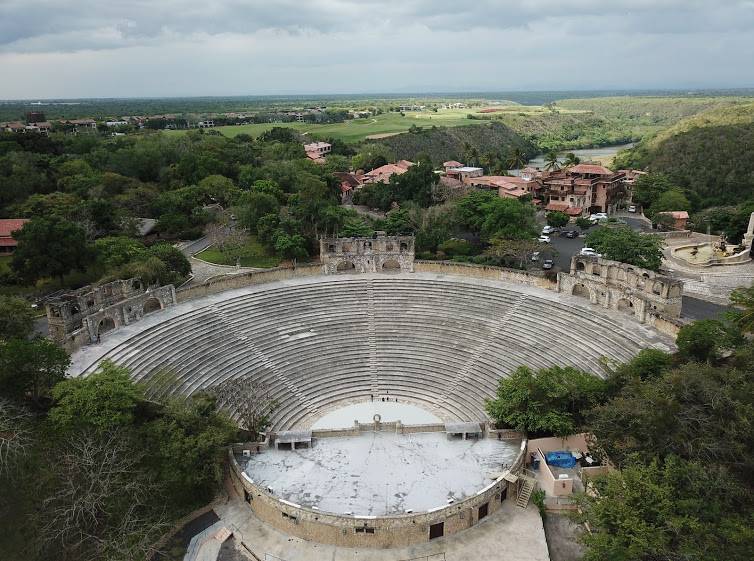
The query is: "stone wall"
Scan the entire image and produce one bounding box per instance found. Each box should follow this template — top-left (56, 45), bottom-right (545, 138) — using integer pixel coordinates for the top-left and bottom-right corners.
top-left (320, 234), bottom-right (415, 274)
top-left (228, 440), bottom-right (527, 549)
top-left (415, 261), bottom-right (556, 290)
top-left (46, 280), bottom-right (176, 352)
top-left (558, 255), bottom-right (683, 324)
top-left (176, 264), bottom-right (322, 303)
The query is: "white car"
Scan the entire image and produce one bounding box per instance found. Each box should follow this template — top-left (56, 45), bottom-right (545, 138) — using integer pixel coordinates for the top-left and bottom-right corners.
top-left (537, 235), bottom-right (551, 243)
top-left (628, 205), bottom-right (637, 213)
top-left (541, 225), bottom-right (556, 235)
top-left (580, 247), bottom-right (601, 257)
top-left (589, 213), bottom-right (608, 222)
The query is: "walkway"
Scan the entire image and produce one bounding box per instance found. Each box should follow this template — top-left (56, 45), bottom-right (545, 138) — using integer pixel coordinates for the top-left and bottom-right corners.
top-left (215, 498), bottom-right (550, 561)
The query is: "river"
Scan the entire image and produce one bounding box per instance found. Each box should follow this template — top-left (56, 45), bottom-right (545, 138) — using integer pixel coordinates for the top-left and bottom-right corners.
top-left (522, 142), bottom-right (634, 170)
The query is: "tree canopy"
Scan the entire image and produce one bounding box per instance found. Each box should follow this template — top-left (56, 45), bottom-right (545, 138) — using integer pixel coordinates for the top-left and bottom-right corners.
top-left (585, 226), bottom-right (664, 271)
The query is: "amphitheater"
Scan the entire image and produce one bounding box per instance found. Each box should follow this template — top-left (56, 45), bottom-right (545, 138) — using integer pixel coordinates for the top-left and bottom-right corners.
top-left (68, 265), bottom-right (674, 560)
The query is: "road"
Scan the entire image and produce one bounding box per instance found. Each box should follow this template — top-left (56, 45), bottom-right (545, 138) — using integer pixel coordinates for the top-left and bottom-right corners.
top-left (535, 216), bottom-right (730, 321)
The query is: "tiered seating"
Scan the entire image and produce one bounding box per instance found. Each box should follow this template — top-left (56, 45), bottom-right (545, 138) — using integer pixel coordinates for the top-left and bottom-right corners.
top-left (78, 276), bottom-right (659, 430)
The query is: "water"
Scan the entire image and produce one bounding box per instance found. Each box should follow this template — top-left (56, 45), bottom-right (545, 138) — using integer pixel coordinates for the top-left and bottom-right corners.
top-left (522, 143), bottom-right (634, 171)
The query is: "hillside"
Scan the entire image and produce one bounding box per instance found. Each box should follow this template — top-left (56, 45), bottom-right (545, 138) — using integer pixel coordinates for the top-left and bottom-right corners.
top-left (373, 121), bottom-right (537, 165)
top-left (614, 102), bottom-right (754, 205)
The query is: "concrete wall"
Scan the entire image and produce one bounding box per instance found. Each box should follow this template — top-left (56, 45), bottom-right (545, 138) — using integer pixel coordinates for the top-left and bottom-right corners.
top-left (527, 434), bottom-right (590, 457)
top-left (228, 440), bottom-right (527, 549)
top-left (414, 261), bottom-right (556, 290)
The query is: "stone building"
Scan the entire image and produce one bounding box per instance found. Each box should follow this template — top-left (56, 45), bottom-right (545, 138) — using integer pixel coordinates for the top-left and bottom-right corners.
top-left (46, 278), bottom-right (176, 352)
top-left (320, 233), bottom-right (415, 274)
top-left (558, 255), bottom-right (683, 323)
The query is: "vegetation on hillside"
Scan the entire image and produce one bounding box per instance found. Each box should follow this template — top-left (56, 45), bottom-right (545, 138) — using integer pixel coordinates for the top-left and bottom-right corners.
top-left (615, 102), bottom-right (754, 206)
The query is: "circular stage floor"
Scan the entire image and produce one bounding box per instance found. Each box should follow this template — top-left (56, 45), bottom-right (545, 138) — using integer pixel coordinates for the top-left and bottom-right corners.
top-left (243, 430), bottom-right (520, 516)
top-left (311, 400), bottom-right (441, 429)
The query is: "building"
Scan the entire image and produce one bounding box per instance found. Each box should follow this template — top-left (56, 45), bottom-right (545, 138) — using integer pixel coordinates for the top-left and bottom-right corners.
top-left (320, 233), bottom-right (415, 274)
top-left (197, 120), bottom-right (215, 128)
top-left (304, 142), bottom-right (332, 161)
top-left (445, 166), bottom-right (484, 183)
top-left (361, 160), bottom-right (413, 184)
top-left (333, 172), bottom-right (362, 204)
top-left (467, 175), bottom-right (535, 200)
top-left (1, 121), bottom-right (26, 133)
top-left (442, 160), bottom-right (464, 172)
top-left (0, 219), bottom-right (29, 254)
top-left (538, 163), bottom-right (628, 216)
top-left (59, 118), bottom-right (98, 133)
top-left (656, 211), bottom-right (689, 231)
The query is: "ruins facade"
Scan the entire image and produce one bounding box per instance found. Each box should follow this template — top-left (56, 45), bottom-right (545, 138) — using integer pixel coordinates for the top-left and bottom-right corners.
top-left (46, 278), bottom-right (176, 352)
top-left (558, 255), bottom-right (683, 323)
top-left (320, 233), bottom-right (415, 274)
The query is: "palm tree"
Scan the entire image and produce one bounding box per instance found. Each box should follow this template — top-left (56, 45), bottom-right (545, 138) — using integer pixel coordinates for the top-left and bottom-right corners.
top-left (562, 153), bottom-right (581, 169)
top-left (730, 284), bottom-right (754, 333)
top-left (507, 148), bottom-right (528, 171)
top-left (544, 150), bottom-right (561, 171)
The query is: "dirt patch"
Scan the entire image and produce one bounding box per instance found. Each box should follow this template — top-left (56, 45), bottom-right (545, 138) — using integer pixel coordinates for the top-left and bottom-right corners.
top-left (544, 513), bottom-right (585, 561)
top-left (365, 132), bottom-right (402, 139)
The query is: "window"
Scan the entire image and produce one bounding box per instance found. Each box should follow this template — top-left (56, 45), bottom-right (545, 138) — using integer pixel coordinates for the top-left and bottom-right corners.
top-left (355, 527), bottom-right (375, 534)
top-left (478, 502), bottom-right (489, 520)
top-left (429, 522), bottom-right (444, 539)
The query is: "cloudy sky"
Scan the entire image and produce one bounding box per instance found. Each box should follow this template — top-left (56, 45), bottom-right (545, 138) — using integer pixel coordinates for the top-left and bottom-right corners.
top-left (1, 0), bottom-right (754, 99)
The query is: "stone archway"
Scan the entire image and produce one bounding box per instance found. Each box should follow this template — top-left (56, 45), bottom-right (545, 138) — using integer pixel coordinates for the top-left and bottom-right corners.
top-left (572, 284), bottom-right (590, 298)
top-left (98, 317), bottom-right (116, 336)
top-left (381, 259), bottom-right (402, 272)
top-left (336, 260), bottom-right (356, 273)
top-left (143, 297), bottom-right (163, 315)
top-left (616, 298), bottom-right (634, 315)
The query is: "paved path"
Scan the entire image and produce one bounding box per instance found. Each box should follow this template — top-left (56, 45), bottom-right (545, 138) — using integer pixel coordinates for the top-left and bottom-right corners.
top-left (215, 498), bottom-right (550, 561)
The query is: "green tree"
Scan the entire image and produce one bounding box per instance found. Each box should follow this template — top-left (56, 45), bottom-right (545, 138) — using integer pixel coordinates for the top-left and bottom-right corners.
top-left (480, 197), bottom-right (538, 241)
top-left (0, 296), bottom-right (35, 341)
top-left (0, 337), bottom-right (70, 405)
top-left (147, 243), bottom-right (191, 278)
top-left (574, 457), bottom-right (754, 561)
top-left (12, 217), bottom-right (92, 284)
top-left (50, 360), bottom-right (143, 432)
top-left (729, 283), bottom-right (754, 333)
top-left (273, 232), bottom-right (308, 262)
top-left (237, 191), bottom-right (280, 231)
top-left (632, 172), bottom-right (677, 210)
top-left (676, 319), bottom-right (736, 363)
top-left (562, 153), bottom-right (581, 168)
top-left (486, 366), bottom-right (606, 436)
top-left (585, 227), bottom-right (664, 271)
top-left (484, 237), bottom-right (548, 268)
top-left (649, 188), bottom-right (691, 219)
top-left (94, 236), bottom-right (147, 269)
top-left (543, 150), bottom-right (560, 171)
top-left (546, 211), bottom-right (570, 228)
top-left (506, 147), bottom-right (528, 170)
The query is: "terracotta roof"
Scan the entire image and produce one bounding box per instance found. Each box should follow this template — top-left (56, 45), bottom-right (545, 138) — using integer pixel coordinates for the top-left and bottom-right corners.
top-left (545, 201), bottom-right (570, 212)
top-left (658, 211), bottom-right (689, 219)
top-left (443, 160), bottom-right (463, 168)
top-left (566, 207), bottom-right (583, 216)
top-left (363, 161), bottom-right (414, 183)
top-left (569, 164), bottom-right (613, 176)
top-left (0, 219), bottom-right (29, 238)
top-left (333, 172), bottom-right (362, 188)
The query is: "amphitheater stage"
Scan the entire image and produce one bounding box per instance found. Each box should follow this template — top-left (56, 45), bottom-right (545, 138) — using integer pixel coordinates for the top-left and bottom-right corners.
top-left (311, 401), bottom-right (441, 429)
top-left (242, 431), bottom-right (520, 515)
top-left (216, 497), bottom-right (550, 561)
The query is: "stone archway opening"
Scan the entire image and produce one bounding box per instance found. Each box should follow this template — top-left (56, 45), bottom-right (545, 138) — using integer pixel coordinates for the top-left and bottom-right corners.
top-left (617, 298), bottom-right (634, 315)
top-left (143, 297), bottom-right (163, 315)
top-left (98, 317), bottom-right (116, 336)
top-left (572, 284), bottom-right (590, 298)
top-left (336, 260), bottom-right (356, 273)
top-left (381, 259), bottom-right (402, 272)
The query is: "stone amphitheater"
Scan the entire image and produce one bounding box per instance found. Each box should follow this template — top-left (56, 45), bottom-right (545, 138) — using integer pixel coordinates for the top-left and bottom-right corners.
top-left (69, 272), bottom-right (672, 430)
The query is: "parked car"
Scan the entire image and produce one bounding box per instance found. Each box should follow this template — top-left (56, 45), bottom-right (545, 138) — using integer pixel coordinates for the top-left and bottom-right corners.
top-left (541, 225), bottom-right (556, 235)
top-left (628, 205), bottom-right (637, 213)
top-left (580, 247), bottom-right (601, 257)
top-left (531, 251), bottom-right (541, 262)
top-left (537, 235), bottom-right (551, 243)
top-left (562, 230), bottom-right (578, 239)
top-left (589, 212), bottom-right (608, 222)
top-left (542, 259), bottom-right (554, 270)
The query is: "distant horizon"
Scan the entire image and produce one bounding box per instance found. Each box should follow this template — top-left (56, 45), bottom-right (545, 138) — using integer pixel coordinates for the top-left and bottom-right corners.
top-left (3, 86), bottom-right (754, 104)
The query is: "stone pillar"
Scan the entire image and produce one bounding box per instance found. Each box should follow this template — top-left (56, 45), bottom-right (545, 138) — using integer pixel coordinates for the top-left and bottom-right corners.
top-left (744, 212), bottom-right (754, 248)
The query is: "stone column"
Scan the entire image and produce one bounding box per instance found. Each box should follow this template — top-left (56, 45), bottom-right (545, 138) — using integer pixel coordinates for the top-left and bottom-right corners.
top-left (744, 212), bottom-right (754, 248)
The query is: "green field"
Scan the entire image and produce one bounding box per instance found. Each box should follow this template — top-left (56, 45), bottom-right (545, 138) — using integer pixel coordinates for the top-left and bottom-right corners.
top-left (168, 106), bottom-right (588, 144)
top-left (196, 237), bottom-right (281, 268)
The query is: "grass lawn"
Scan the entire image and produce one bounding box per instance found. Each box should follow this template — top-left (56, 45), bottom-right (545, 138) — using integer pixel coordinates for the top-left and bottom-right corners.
top-left (196, 236), bottom-right (281, 268)
top-left (0, 254), bottom-right (11, 274)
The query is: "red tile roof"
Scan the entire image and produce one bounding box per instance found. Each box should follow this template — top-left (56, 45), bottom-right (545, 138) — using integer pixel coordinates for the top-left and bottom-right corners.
top-left (566, 207), bottom-right (583, 216)
top-left (545, 202), bottom-right (570, 212)
top-left (443, 160), bottom-right (463, 168)
top-left (0, 219), bottom-right (29, 238)
top-left (658, 211), bottom-right (689, 219)
top-left (570, 164), bottom-right (613, 176)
